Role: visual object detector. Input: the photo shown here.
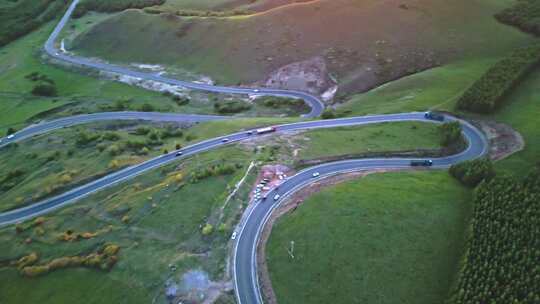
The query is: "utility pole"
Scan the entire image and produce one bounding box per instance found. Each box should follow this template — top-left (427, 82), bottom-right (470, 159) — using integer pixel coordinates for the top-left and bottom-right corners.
top-left (287, 241), bottom-right (295, 259)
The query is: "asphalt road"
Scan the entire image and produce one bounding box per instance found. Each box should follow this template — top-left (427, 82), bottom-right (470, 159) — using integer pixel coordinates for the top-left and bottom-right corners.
top-left (0, 112), bottom-right (487, 304)
top-left (44, 0), bottom-right (325, 118)
top-left (0, 112), bottom-right (225, 148)
top-left (0, 2), bottom-right (489, 304)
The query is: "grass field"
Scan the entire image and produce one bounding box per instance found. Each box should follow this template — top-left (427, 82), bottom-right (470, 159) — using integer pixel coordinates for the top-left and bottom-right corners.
top-left (71, 0), bottom-right (533, 91)
top-left (297, 121), bottom-right (441, 160)
top-left (0, 146), bottom-right (253, 303)
top-left (266, 171), bottom-right (471, 304)
top-left (486, 66), bottom-right (540, 173)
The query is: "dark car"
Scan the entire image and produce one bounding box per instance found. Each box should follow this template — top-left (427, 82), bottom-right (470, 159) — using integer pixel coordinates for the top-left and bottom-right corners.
top-left (410, 160), bottom-right (433, 167)
top-left (424, 111), bottom-right (445, 121)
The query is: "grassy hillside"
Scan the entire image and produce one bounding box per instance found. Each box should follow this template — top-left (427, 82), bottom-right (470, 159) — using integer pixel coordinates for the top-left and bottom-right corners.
top-left (0, 146), bottom-right (253, 304)
top-left (72, 0), bottom-right (533, 91)
top-left (267, 171), bottom-right (471, 304)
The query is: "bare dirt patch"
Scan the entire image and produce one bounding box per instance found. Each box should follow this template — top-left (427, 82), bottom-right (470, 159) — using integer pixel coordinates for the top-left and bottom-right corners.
top-left (475, 120), bottom-right (524, 161)
top-left (254, 56), bottom-right (337, 100)
top-left (256, 169), bottom-right (402, 304)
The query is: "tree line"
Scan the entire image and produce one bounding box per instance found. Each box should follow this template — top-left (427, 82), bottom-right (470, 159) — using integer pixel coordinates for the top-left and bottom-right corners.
top-left (456, 43), bottom-right (540, 113)
top-left (447, 163), bottom-right (540, 304)
top-left (73, 0), bottom-right (165, 18)
top-left (0, 0), bottom-right (67, 47)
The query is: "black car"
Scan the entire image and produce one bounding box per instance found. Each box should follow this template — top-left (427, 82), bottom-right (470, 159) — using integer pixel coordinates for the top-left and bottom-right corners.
top-left (424, 111), bottom-right (445, 121)
top-left (410, 160), bottom-right (433, 167)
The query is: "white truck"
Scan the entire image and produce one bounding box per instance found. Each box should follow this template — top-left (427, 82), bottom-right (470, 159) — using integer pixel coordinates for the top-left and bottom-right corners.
top-left (256, 126), bottom-right (277, 135)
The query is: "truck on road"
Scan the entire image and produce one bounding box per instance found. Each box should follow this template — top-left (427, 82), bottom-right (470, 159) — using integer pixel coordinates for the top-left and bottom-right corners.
top-left (256, 126), bottom-right (277, 135)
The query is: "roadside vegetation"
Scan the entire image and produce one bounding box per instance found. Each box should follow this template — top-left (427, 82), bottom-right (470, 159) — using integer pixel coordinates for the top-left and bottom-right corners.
top-left (447, 164), bottom-right (539, 304)
top-left (73, 0), bottom-right (165, 18)
top-left (456, 43), bottom-right (540, 113)
top-left (0, 0), bottom-right (67, 47)
top-left (495, 0), bottom-right (540, 36)
top-left (267, 171), bottom-right (471, 304)
top-left (0, 117), bottom-right (293, 212)
top-left (0, 146), bottom-right (254, 303)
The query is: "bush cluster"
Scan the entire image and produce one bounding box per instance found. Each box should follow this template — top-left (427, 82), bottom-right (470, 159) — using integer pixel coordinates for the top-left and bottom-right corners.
top-left (449, 158), bottom-right (495, 187)
top-left (439, 121), bottom-right (463, 147)
top-left (456, 44), bottom-right (540, 113)
top-left (19, 244), bottom-right (120, 277)
top-left (495, 0), bottom-right (540, 36)
top-left (214, 100), bottom-right (252, 114)
top-left (73, 0), bottom-right (165, 18)
top-left (0, 0), bottom-right (67, 47)
top-left (190, 163), bottom-right (241, 183)
top-left (257, 96), bottom-right (304, 108)
top-left (447, 167), bottom-right (540, 304)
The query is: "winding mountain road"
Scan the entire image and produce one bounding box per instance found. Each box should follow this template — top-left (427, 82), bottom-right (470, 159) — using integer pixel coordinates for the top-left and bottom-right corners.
top-left (45, 0), bottom-right (325, 118)
top-left (0, 2), bottom-right (490, 304)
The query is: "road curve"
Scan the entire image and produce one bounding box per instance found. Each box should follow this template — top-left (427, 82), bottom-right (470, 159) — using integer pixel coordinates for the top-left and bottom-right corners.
top-left (0, 112), bottom-right (226, 148)
top-left (44, 0), bottom-right (325, 118)
top-left (0, 112), bottom-right (475, 226)
top-left (0, 112), bottom-right (487, 304)
top-left (3, 2), bottom-right (488, 304)
top-left (233, 114), bottom-right (488, 304)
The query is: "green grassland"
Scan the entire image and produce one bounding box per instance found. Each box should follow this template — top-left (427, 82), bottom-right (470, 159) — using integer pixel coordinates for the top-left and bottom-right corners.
top-left (297, 121), bottom-right (441, 160)
top-left (0, 146), bottom-right (254, 303)
top-left (71, 0), bottom-right (533, 89)
top-left (267, 171), bottom-right (471, 304)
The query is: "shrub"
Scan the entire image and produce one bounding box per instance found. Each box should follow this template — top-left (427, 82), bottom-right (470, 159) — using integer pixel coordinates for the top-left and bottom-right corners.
top-left (31, 83), bottom-right (58, 97)
top-left (73, 0), bottom-right (165, 18)
top-left (173, 95), bottom-right (190, 106)
top-left (6, 127), bottom-right (16, 135)
top-left (15, 252), bottom-right (39, 269)
top-left (140, 147), bottom-right (150, 155)
top-left (214, 100), bottom-right (252, 114)
top-left (202, 223), bottom-right (213, 235)
top-left (456, 44), bottom-right (540, 113)
top-left (449, 158), bottom-right (495, 187)
top-left (102, 132), bottom-right (121, 141)
top-left (495, 0), bottom-right (540, 36)
top-left (139, 103), bottom-right (155, 112)
top-left (321, 108), bottom-right (336, 119)
top-left (107, 144), bottom-right (123, 156)
top-left (438, 121), bottom-right (462, 147)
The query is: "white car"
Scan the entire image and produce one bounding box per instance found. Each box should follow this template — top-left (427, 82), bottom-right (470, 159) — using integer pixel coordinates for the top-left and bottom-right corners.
top-left (312, 172), bottom-right (320, 178)
top-left (231, 232), bottom-right (238, 240)
top-left (7, 134), bottom-right (14, 139)
top-left (253, 89), bottom-right (260, 93)
top-left (273, 194), bottom-right (280, 201)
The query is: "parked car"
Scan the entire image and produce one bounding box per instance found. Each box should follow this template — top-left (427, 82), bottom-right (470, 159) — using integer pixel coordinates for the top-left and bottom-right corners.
top-left (274, 194), bottom-right (280, 201)
top-left (231, 232), bottom-right (238, 240)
